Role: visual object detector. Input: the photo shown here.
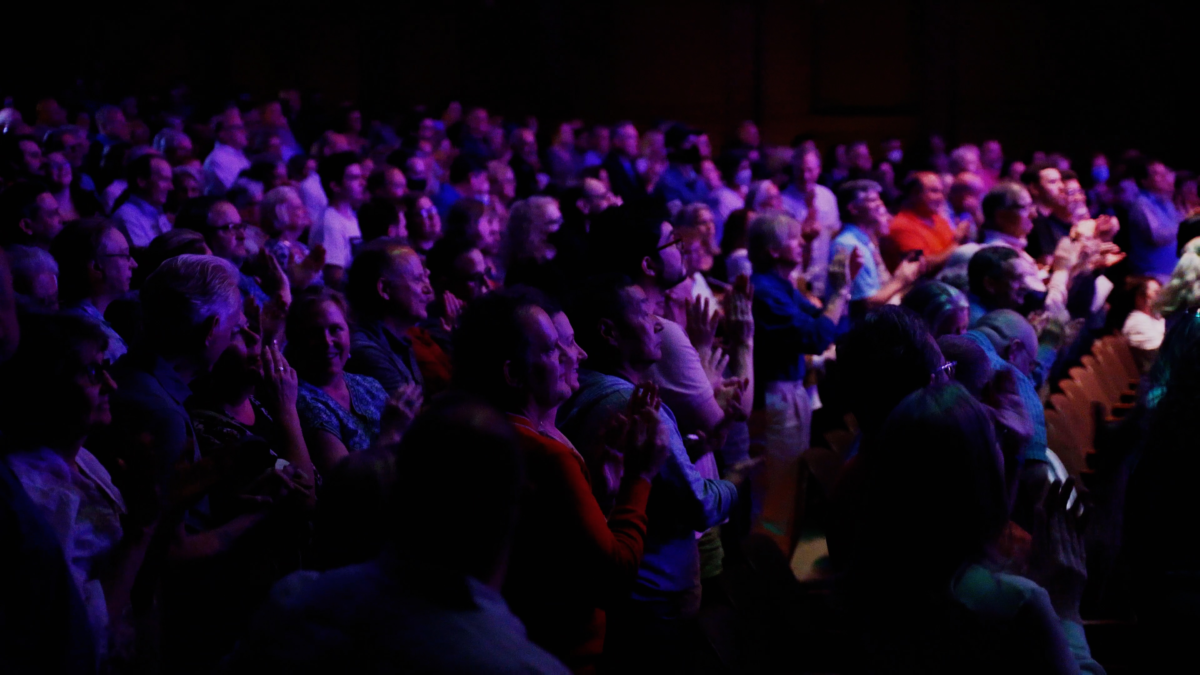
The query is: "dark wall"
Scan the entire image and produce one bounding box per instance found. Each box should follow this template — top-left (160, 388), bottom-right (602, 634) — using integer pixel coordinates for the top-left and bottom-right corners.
top-left (5, 0), bottom-right (1197, 164)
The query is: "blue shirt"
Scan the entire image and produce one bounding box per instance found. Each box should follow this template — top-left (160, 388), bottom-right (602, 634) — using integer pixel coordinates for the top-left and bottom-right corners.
top-left (750, 271), bottom-right (842, 390)
top-left (652, 164), bottom-right (709, 206)
top-left (962, 331), bottom-right (1048, 463)
top-left (831, 225), bottom-right (882, 301)
top-left (111, 195), bottom-right (172, 249)
top-left (432, 182), bottom-right (463, 220)
top-left (1128, 191), bottom-right (1181, 280)
top-left (296, 373), bottom-right (389, 453)
top-left (557, 370), bottom-right (737, 611)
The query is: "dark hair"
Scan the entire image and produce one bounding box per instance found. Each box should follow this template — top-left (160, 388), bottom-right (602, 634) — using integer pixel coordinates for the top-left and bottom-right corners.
top-left (1179, 217), bottom-right (1200, 257)
top-left (967, 246), bottom-right (1019, 298)
top-left (1060, 169), bottom-right (1079, 182)
top-left (0, 135), bottom-right (40, 183)
top-left (357, 197), bottom-right (400, 243)
top-left (448, 154), bottom-right (486, 185)
top-left (1018, 161), bottom-right (1059, 187)
top-left (715, 153), bottom-right (744, 187)
top-left (857, 384), bottom-right (1007, 584)
top-left (284, 287), bottom-right (350, 365)
top-left (565, 273), bottom-right (636, 366)
top-left (719, 208), bottom-right (753, 253)
top-left (587, 202), bottom-right (668, 279)
top-left (366, 166), bottom-right (398, 194)
top-left (452, 287), bottom-right (547, 411)
top-left (835, 306), bottom-right (943, 438)
top-left (390, 392), bottom-right (522, 584)
top-left (124, 153), bottom-right (161, 188)
top-left (836, 179), bottom-right (883, 223)
top-left (901, 280), bottom-right (969, 338)
top-left (51, 219), bottom-right (121, 306)
top-left (936, 335), bottom-right (993, 397)
top-left (444, 198), bottom-right (487, 245)
top-left (0, 180), bottom-right (52, 247)
top-left (345, 238), bottom-right (410, 320)
top-left (246, 159), bottom-right (283, 187)
top-left (317, 151), bottom-right (360, 194)
top-left (0, 313), bottom-right (109, 448)
top-left (899, 172), bottom-right (932, 202)
top-left (425, 234), bottom-right (476, 291)
top-left (980, 182), bottom-right (1026, 225)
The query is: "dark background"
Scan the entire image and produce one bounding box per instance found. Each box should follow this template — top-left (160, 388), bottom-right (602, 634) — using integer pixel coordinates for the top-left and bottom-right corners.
top-left (5, 0), bottom-right (1198, 164)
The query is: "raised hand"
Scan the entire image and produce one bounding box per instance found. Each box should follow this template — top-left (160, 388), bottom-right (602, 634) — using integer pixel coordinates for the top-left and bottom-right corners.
top-left (440, 291), bottom-right (465, 332)
top-left (700, 346), bottom-right (730, 389)
top-left (685, 295), bottom-right (720, 352)
top-left (847, 246), bottom-right (865, 282)
top-left (1026, 478), bottom-right (1089, 622)
top-left (714, 377), bottom-right (750, 423)
top-left (259, 249), bottom-right (292, 309)
top-left (722, 274), bottom-right (754, 347)
top-left (379, 383), bottom-right (423, 447)
top-left (260, 341), bottom-right (299, 418)
top-left (623, 402), bottom-right (670, 481)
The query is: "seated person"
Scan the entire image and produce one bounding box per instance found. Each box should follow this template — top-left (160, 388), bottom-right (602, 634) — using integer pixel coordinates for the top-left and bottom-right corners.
top-left (444, 198), bottom-right (504, 284)
top-left (832, 179), bottom-right (923, 314)
top-left (7, 244), bottom-right (59, 311)
top-left (901, 280), bottom-right (971, 338)
top-left (454, 288), bottom-right (667, 671)
top-left (966, 246), bottom-right (1030, 326)
top-left (0, 180), bottom-right (63, 250)
top-left (52, 219), bottom-right (137, 362)
top-left (261, 186), bottom-right (324, 289)
top-left (221, 394), bottom-right (571, 674)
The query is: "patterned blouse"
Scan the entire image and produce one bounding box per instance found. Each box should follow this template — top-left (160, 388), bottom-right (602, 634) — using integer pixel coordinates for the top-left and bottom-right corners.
top-left (296, 373), bottom-right (389, 453)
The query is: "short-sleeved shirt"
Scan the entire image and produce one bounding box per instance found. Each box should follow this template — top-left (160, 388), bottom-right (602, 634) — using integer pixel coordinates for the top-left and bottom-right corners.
top-left (311, 207), bottom-right (361, 269)
top-left (648, 317), bottom-right (718, 436)
top-left (296, 373), bottom-right (389, 453)
top-left (882, 209), bottom-right (957, 271)
top-left (831, 225), bottom-right (888, 302)
top-left (780, 183), bottom-right (841, 297)
top-left (112, 195), bottom-right (172, 249)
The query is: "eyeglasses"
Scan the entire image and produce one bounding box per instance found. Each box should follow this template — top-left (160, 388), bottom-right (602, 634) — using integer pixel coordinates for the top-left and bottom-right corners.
top-left (98, 252), bottom-right (134, 261)
top-left (210, 222), bottom-right (248, 233)
top-left (81, 361), bottom-right (112, 386)
top-left (934, 360), bottom-right (957, 382)
top-left (656, 236), bottom-right (684, 252)
top-left (419, 207), bottom-right (438, 218)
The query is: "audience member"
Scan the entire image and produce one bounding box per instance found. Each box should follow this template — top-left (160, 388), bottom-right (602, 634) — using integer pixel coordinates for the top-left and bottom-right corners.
top-left (1023, 162), bottom-right (1074, 263)
top-left (831, 179), bottom-right (923, 313)
top-left (311, 152), bottom-right (365, 287)
top-left (781, 146), bottom-right (840, 297)
top-left (882, 171), bottom-right (964, 271)
top-left (1128, 158), bottom-right (1182, 281)
top-left (53, 219), bottom-right (137, 361)
top-left (111, 154), bottom-right (173, 248)
top-left (0, 180), bottom-right (63, 250)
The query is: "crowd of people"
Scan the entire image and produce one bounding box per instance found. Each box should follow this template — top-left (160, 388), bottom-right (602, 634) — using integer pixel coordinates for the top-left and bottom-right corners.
top-left (1, 88), bottom-right (1197, 673)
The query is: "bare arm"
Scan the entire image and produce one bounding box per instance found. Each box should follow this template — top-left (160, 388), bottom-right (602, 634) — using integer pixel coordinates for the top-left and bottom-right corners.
top-left (307, 429), bottom-right (350, 476)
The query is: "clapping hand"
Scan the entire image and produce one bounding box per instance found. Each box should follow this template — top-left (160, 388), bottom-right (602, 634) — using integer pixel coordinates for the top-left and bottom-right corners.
top-left (722, 274), bottom-right (754, 347)
top-left (685, 295), bottom-right (720, 352)
top-left (260, 341), bottom-right (298, 418)
top-left (1027, 478), bottom-right (1089, 622)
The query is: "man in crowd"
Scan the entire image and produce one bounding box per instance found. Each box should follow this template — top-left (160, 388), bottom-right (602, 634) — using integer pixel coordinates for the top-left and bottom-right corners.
top-left (433, 155), bottom-right (489, 219)
top-left (0, 181), bottom-right (62, 250)
top-left (112, 154), bottom-right (174, 248)
top-left (204, 117), bottom-right (251, 195)
top-left (653, 124), bottom-right (708, 207)
top-left (948, 172), bottom-right (985, 243)
top-left (1128, 158), bottom-right (1182, 282)
top-left (311, 151), bottom-right (366, 287)
top-left (345, 240), bottom-right (434, 392)
top-left (604, 121), bottom-right (645, 203)
top-left (882, 171), bottom-right (964, 271)
top-left (1023, 162), bottom-right (1074, 263)
top-left (781, 146), bottom-right (840, 298)
top-left (831, 179), bottom-right (923, 314)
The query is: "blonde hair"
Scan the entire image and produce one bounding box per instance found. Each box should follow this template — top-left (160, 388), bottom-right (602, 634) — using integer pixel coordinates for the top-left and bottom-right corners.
top-left (747, 212), bottom-right (800, 270)
top-left (1157, 237), bottom-right (1200, 316)
top-left (261, 185), bottom-right (302, 235)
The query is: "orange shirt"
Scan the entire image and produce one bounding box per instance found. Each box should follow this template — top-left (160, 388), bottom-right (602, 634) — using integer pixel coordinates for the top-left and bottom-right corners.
top-left (882, 210), bottom-right (957, 271)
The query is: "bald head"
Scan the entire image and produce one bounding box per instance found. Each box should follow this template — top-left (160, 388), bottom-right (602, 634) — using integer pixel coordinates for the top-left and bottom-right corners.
top-left (937, 334), bottom-right (994, 397)
top-left (974, 309), bottom-right (1038, 377)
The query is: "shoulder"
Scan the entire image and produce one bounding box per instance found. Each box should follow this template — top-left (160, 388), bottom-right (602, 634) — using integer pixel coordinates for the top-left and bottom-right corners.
top-left (951, 563), bottom-right (1044, 621)
top-left (346, 373), bottom-right (390, 403)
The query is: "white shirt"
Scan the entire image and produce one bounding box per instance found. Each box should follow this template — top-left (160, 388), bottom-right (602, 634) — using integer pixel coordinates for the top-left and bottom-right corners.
top-left (299, 173), bottom-right (328, 228)
top-left (112, 194), bottom-right (172, 248)
top-left (780, 183), bottom-right (840, 298)
top-left (203, 142), bottom-right (251, 194)
top-left (1123, 310), bottom-right (1166, 350)
top-left (312, 206), bottom-right (361, 269)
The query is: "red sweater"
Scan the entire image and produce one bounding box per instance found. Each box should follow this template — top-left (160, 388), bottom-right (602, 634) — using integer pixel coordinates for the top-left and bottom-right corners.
top-left (502, 415), bottom-right (652, 674)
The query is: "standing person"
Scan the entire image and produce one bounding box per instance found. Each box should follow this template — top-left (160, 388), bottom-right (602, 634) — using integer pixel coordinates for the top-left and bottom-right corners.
top-left (881, 172), bottom-right (964, 271)
top-left (603, 121), bottom-right (645, 203)
top-left (749, 212), bottom-right (858, 554)
top-left (52, 219), bottom-right (138, 362)
top-left (454, 289), bottom-right (668, 672)
top-left (1022, 162), bottom-right (1074, 263)
top-left (781, 146), bottom-right (840, 298)
top-left (310, 152), bottom-right (366, 288)
top-left (1128, 158), bottom-right (1183, 282)
top-left (831, 180), bottom-right (923, 313)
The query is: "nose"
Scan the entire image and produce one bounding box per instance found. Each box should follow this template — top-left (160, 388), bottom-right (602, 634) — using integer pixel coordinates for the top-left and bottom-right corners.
top-left (101, 370), bottom-right (118, 392)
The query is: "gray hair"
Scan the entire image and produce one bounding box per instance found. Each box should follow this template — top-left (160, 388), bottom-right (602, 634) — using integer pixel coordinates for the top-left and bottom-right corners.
top-left (261, 185), bottom-right (302, 235)
top-left (981, 181), bottom-right (1028, 226)
top-left (948, 144), bottom-right (981, 174)
top-left (506, 196), bottom-right (559, 264)
top-left (7, 245), bottom-right (58, 296)
top-left (141, 254), bottom-right (241, 350)
top-left (747, 212), bottom-right (799, 271)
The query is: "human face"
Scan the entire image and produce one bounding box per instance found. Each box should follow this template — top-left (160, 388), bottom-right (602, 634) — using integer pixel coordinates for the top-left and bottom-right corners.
top-left (95, 228), bottom-right (137, 295)
top-left (75, 342), bottom-right (117, 431)
top-left (451, 248), bottom-right (490, 302)
top-left (469, 170), bottom-right (490, 197)
top-left (46, 152), bottom-right (72, 190)
top-left (552, 311), bottom-right (587, 393)
top-left (207, 202), bottom-right (248, 264)
top-left (856, 190), bottom-right (892, 235)
top-left (998, 188), bottom-right (1035, 238)
top-left (338, 163), bottom-right (366, 205)
top-left (738, 121), bottom-right (761, 148)
top-left (619, 285), bottom-right (664, 365)
top-left (981, 140), bottom-right (1003, 170)
top-left (995, 261), bottom-right (1028, 310)
top-left (758, 181), bottom-right (782, 211)
top-left (516, 306), bottom-right (572, 410)
top-left (204, 306), bottom-right (242, 372)
top-left (414, 196), bottom-right (442, 241)
top-left (654, 222), bottom-right (688, 289)
top-left (378, 167), bottom-right (407, 200)
top-left (221, 123), bottom-right (248, 150)
top-left (491, 166), bottom-right (516, 202)
top-left (614, 124), bottom-right (639, 157)
top-left (939, 307), bottom-right (970, 338)
top-left (774, 222), bottom-right (805, 271)
top-left (1064, 178), bottom-right (1088, 220)
top-left (848, 143), bottom-right (872, 172)
top-left (213, 311), bottom-right (263, 389)
top-left (475, 212), bottom-right (503, 255)
top-left (383, 250), bottom-right (434, 321)
top-left (60, 132), bottom-right (88, 168)
top-left (144, 158), bottom-right (173, 206)
top-left (299, 300), bottom-right (351, 377)
top-left (796, 151), bottom-right (821, 187)
top-left (18, 140), bottom-right (43, 175)
top-left (537, 203), bottom-right (563, 240)
top-left (915, 173), bottom-right (946, 215)
top-left (28, 192), bottom-right (62, 243)
top-left (1146, 162), bottom-right (1175, 197)
top-left (1036, 168), bottom-right (1066, 209)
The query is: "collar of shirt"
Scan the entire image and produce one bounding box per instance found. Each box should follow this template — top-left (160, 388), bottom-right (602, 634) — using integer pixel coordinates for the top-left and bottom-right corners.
top-left (839, 223), bottom-right (875, 248)
top-left (148, 353), bottom-right (195, 407)
top-left (126, 194), bottom-right (163, 217)
top-left (982, 229), bottom-right (1027, 250)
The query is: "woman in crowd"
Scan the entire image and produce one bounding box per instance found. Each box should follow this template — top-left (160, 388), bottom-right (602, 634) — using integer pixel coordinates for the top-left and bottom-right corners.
top-left (261, 185), bottom-right (324, 289)
top-left (52, 219), bottom-right (138, 362)
top-left (286, 288), bottom-right (413, 474)
top-left (713, 207), bottom-right (754, 284)
top-left (0, 314), bottom-right (157, 664)
top-left (453, 288), bottom-right (668, 672)
top-left (444, 197), bottom-right (504, 282)
top-left (850, 383), bottom-right (1102, 674)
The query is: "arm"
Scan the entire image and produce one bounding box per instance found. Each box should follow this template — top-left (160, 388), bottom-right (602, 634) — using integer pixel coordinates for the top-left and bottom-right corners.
top-left (260, 345), bottom-right (317, 508)
top-left (167, 512), bottom-right (266, 560)
top-left (1130, 198), bottom-right (1178, 247)
top-left (866, 257), bottom-right (922, 308)
top-left (306, 429), bottom-right (350, 476)
top-left (654, 406), bottom-right (738, 530)
top-left (753, 282), bottom-right (840, 356)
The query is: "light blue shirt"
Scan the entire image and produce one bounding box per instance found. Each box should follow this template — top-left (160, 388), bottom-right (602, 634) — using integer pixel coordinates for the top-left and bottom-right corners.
top-left (831, 224), bottom-right (883, 301)
top-left (111, 195), bottom-right (171, 248)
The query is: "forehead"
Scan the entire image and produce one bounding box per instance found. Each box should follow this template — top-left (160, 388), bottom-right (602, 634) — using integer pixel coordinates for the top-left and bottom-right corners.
top-left (211, 202), bottom-right (240, 221)
top-left (99, 227), bottom-right (128, 251)
top-left (518, 306), bottom-right (557, 344)
top-left (1038, 168), bottom-right (1061, 182)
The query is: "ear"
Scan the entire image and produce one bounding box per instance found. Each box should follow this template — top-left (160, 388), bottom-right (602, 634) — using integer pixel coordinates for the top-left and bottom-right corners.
top-left (16, 218), bottom-right (35, 236)
top-left (376, 278), bottom-right (391, 302)
top-left (201, 314), bottom-right (222, 348)
top-left (1002, 337), bottom-right (1023, 364)
top-left (502, 359), bottom-right (521, 389)
top-left (639, 255), bottom-right (657, 279)
top-left (597, 318), bottom-right (621, 349)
